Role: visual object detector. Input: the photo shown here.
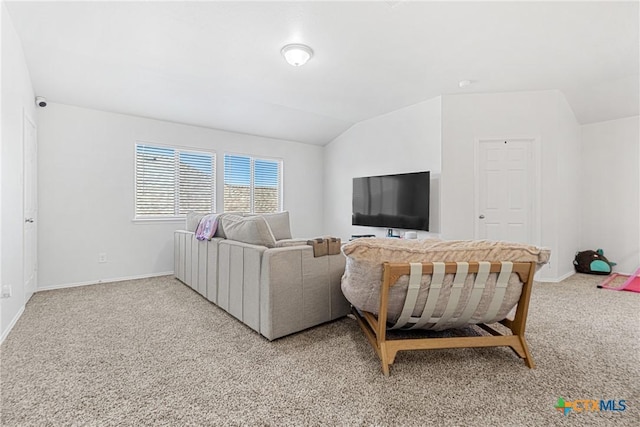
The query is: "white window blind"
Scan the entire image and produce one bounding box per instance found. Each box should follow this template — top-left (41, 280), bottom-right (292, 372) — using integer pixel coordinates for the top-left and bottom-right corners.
top-left (224, 154), bottom-right (282, 213)
top-left (135, 144), bottom-right (215, 218)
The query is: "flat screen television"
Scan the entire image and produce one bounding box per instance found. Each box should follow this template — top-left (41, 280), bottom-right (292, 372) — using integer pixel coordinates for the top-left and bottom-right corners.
top-left (352, 171), bottom-right (430, 231)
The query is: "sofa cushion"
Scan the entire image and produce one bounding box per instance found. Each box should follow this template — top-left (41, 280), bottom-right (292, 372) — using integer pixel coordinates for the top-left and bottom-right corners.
top-left (221, 214), bottom-right (277, 248)
top-left (342, 238), bottom-right (550, 265)
top-left (213, 212), bottom-right (243, 238)
top-left (186, 211), bottom-right (206, 232)
top-left (261, 211), bottom-right (292, 240)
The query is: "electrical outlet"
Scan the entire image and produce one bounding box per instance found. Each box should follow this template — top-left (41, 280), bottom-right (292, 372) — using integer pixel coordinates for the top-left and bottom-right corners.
top-left (98, 253), bottom-right (107, 263)
top-left (1, 285), bottom-right (12, 298)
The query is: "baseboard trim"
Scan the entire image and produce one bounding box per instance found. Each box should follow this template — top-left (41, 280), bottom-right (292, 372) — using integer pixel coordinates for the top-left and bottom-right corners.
top-left (37, 271), bottom-right (175, 292)
top-left (536, 270), bottom-right (575, 283)
top-left (1, 305), bottom-right (25, 345)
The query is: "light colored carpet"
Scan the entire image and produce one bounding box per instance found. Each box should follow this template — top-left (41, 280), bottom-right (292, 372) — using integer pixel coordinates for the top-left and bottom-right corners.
top-left (1, 273), bottom-right (638, 426)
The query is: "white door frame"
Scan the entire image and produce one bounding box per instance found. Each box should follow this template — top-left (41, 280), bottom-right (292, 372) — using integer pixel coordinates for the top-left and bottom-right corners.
top-left (23, 111), bottom-right (37, 302)
top-left (473, 136), bottom-right (542, 245)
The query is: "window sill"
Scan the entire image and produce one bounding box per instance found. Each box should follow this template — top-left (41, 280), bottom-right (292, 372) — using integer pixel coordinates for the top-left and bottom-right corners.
top-left (132, 217), bottom-right (185, 224)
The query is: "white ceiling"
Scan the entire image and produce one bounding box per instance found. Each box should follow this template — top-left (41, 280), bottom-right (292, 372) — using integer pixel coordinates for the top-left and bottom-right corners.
top-left (5, 1), bottom-right (639, 145)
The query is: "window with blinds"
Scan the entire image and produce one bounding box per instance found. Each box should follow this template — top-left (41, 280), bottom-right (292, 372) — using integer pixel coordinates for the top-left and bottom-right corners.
top-left (224, 154), bottom-right (282, 213)
top-left (135, 144), bottom-right (215, 218)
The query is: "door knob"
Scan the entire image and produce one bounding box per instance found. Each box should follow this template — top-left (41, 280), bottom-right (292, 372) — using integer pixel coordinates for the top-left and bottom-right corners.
top-left (25, 218), bottom-right (34, 223)
top-left (478, 215), bottom-right (485, 219)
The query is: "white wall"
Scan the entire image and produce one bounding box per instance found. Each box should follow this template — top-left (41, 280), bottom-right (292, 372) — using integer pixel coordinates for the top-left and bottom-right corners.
top-left (555, 92), bottom-right (582, 280)
top-left (323, 97), bottom-right (441, 240)
top-left (441, 90), bottom-right (580, 281)
top-left (37, 103), bottom-right (324, 288)
top-left (581, 116), bottom-right (640, 274)
top-left (1, 3), bottom-right (37, 341)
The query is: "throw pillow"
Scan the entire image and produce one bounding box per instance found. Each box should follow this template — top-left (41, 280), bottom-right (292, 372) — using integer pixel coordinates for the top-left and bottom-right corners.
top-left (214, 211), bottom-right (243, 238)
top-left (221, 214), bottom-right (277, 248)
top-left (261, 211), bottom-right (292, 240)
top-left (186, 211), bottom-right (206, 232)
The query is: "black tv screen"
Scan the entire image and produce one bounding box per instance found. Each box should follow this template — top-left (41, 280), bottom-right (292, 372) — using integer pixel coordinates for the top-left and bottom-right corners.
top-left (352, 171), bottom-right (430, 231)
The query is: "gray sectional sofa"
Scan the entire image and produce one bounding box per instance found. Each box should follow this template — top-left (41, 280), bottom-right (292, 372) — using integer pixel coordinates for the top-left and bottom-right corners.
top-left (174, 211), bottom-right (350, 340)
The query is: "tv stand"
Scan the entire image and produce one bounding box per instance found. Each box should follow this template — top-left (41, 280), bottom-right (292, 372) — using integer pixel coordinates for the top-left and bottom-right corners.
top-left (386, 228), bottom-right (400, 238)
top-left (350, 234), bottom-right (376, 240)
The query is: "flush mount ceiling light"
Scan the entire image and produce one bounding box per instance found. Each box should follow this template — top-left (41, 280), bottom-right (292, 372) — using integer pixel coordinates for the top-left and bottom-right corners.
top-left (281, 44), bottom-right (313, 67)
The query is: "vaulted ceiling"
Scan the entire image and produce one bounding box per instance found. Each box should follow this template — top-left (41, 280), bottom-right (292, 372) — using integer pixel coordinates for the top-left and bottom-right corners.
top-left (5, 1), bottom-right (639, 145)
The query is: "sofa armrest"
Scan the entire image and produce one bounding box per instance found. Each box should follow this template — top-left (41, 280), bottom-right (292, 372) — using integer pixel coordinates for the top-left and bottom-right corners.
top-left (174, 230), bottom-right (223, 302)
top-left (259, 245), bottom-right (349, 340)
top-left (174, 231), bottom-right (193, 284)
top-left (274, 238), bottom-right (310, 248)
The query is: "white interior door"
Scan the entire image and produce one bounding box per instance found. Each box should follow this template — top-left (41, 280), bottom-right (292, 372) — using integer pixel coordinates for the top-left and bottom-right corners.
top-left (23, 113), bottom-right (37, 303)
top-left (476, 138), bottom-right (536, 244)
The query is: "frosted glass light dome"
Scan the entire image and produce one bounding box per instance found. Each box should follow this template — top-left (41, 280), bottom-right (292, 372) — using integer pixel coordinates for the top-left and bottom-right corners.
top-left (281, 44), bottom-right (313, 66)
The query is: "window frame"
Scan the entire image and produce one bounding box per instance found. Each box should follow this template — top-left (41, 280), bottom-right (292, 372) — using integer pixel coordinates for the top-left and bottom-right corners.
top-left (223, 152), bottom-right (284, 214)
top-left (133, 141), bottom-right (216, 221)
